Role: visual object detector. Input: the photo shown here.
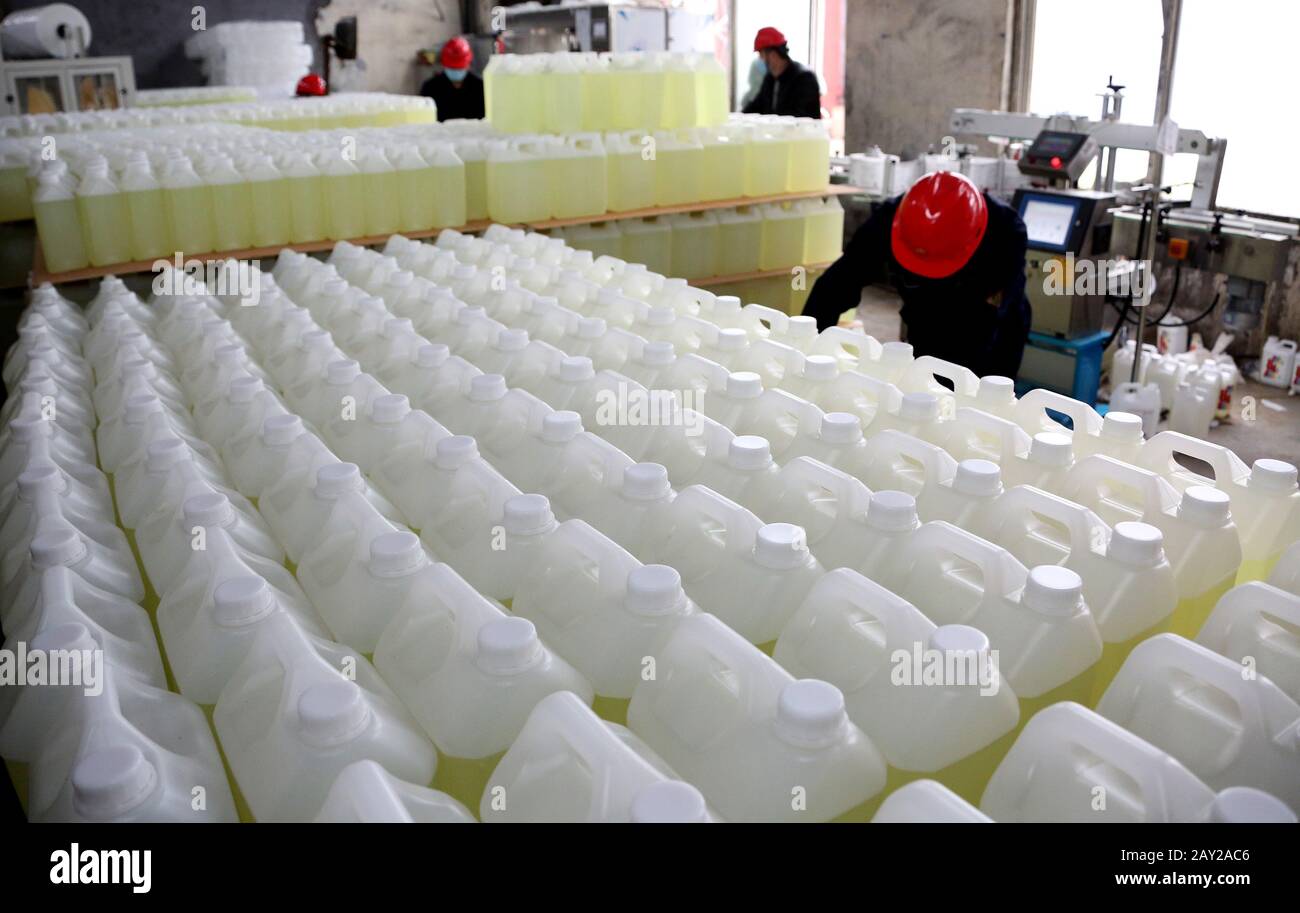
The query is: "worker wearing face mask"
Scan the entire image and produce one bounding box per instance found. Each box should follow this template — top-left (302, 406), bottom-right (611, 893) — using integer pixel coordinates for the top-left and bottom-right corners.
top-left (803, 171), bottom-right (1032, 379)
top-left (741, 27), bottom-right (822, 119)
top-left (421, 36), bottom-right (484, 122)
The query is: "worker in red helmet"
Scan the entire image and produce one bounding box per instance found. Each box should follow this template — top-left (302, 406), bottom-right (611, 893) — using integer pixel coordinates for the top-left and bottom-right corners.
top-left (296, 73), bottom-right (327, 96)
top-left (421, 36), bottom-right (484, 121)
top-left (803, 171), bottom-right (1032, 379)
top-left (742, 26), bottom-right (822, 119)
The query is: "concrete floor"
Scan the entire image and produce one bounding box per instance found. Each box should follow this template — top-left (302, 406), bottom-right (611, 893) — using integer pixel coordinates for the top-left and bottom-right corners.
top-left (851, 285), bottom-right (1300, 469)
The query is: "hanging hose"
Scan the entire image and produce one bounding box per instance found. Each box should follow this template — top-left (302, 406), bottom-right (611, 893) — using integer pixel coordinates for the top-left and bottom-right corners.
top-left (1101, 199), bottom-right (1151, 351)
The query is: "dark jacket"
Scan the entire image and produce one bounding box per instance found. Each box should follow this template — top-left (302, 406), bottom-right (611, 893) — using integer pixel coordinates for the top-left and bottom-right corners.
top-left (741, 59), bottom-right (821, 119)
top-left (420, 71), bottom-right (485, 122)
top-left (803, 192), bottom-right (1032, 379)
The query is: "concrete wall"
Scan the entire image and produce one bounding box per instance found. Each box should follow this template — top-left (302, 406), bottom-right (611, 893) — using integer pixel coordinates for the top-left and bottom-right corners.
top-left (844, 0), bottom-right (1012, 159)
top-left (316, 0), bottom-right (461, 95)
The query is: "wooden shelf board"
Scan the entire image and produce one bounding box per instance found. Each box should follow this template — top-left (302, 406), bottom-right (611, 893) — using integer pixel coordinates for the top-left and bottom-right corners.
top-left (526, 184), bottom-right (863, 230)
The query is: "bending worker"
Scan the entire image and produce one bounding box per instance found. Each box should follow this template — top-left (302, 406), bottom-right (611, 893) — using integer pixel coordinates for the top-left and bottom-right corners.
top-left (742, 27), bottom-right (822, 119)
top-left (421, 36), bottom-right (484, 121)
top-left (803, 171), bottom-right (1032, 379)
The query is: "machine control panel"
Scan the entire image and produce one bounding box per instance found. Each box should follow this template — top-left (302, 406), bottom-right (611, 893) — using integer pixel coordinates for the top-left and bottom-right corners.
top-left (1018, 130), bottom-right (1099, 182)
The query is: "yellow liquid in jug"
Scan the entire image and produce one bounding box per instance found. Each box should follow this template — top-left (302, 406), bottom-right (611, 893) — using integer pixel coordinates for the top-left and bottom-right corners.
top-left (591, 695), bottom-right (631, 726)
top-left (607, 147), bottom-right (655, 212)
top-left (34, 196), bottom-right (89, 273)
top-left (363, 170), bottom-right (403, 237)
top-left (760, 207), bottom-right (807, 271)
top-left (167, 184), bottom-right (216, 255)
top-left (1167, 574), bottom-right (1236, 639)
top-left (0, 166), bottom-right (32, 221)
top-left (248, 178), bottom-right (292, 248)
top-left (1235, 555), bottom-right (1278, 587)
top-left (88, 197), bottom-right (131, 265)
top-left (430, 163), bottom-right (468, 228)
top-left (323, 172), bottom-right (367, 240)
top-left (464, 158), bottom-right (488, 221)
top-left (209, 182), bottom-right (253, 252)
top-left (125, 188), bottom-right (171, 260)
top-left (287, 175), bottom-right (326, 242)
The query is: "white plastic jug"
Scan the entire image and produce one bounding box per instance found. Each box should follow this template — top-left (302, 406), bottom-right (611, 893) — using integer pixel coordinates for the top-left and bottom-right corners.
top-left (981, 701), bottom-right (1217, 822)
top-left (746, 456), bottom-right (874, 572)
top-left (12, 658), bottom-right (237, 823)
top-left (213, 613), bottom-right (437, 822)
top-left (1110, 381), bottom-right (1161, 437)
top-left (1197, 582), bottom-right (1300, 706)
top-left (860, 429), bottom-right (957, 500)
top-left (1096, 634), bottom-right (1300, 812)
top-left (626, 613), bottom-right (886, 822)
top-left (313, 759), bottom-right (476, 823)
top-left (886, 523), bottom-right (1103, 706)
top-left (509, 520), bottom-right (698, 722)
top-left (999, 431), bottom-right (1075, 495)
top-left (481, 690), bottom-right (715, 823)
top-left (775, 569), bottom-right (1019, 805)
top-left (872, 779), bottom-right (993, 823)
top-left (372, 565), bottom-right (592, 809)
top-left (1162, 485), bottom-right (1243, 637)
top-left (915, 458), bottom-right (1004, 529)
top-left (639, 486), bottom-right (823, 650)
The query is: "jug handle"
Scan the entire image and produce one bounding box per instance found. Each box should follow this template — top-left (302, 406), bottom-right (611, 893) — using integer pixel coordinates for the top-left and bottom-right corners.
top-left (1141, 431), bottom-right (1248, 489)
top-left (741, 303), bottom-right (789, 339)
top-left (1106, 635), bottom-right (1262, 731)
top-left (836, 370), bottom-right (904, 421)
top-left (779, 456), bottom-right (872, 520)
top-left (866, 429), bottom-right (959, 491)
top-left (811, 326), bottom-right (883, 366)
top-left (909, 355), bottom-right (979, 398)
top-left (994, 484), bottom-right (1109, 558)
top-left (951, 406), bottom-right (1033, 463)
top-left (910, 520), bottom-right (1023, 597)
top-left (671, 484), bottom-right (763, 552)
top-left (1065, 455), bottom-right (1180, 519)
top-left (1015, 388), bottom-right (1104, 437)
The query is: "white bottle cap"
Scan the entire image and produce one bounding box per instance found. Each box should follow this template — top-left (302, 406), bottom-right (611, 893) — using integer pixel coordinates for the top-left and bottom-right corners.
top-left (382, 317), bottom-right (414, 339)
top-left (455, 305), bottom-right (486, 326)
top-left (803, 355), bottom-right (837, 381)
top-left (262, 413), bottom-right (303, 447)
top-left (645, 304), bottom-right (675, 327)
top-left (930, 623), bottom-right (990, 656)
top-left (1209, 786), bottom-right (1298, 823)
top-left (629, 780), bottom-right (709, 824)
top-left (639, 341), bottom-right (675, 366)
top-left (715, 327), bottom-right (748, 351)
top-left (299, 327), bottom-right (332, 350)
top-left (1248, 459), bottom-right (1298, 493)
top-left (726, 371), bottom-right (763, 399)
top-left (626, 564), bottom-right (686, 616)
top-left (715, 294), bottom-right (742, 311)
top-left (504, 494), bottom-right (556, 535)
top-left (16, 462), bottom-right (64, 498)
top-left (370, 393), bottom-right (410, 425)
top-left (575, 317), bottom-right (606, 339)
top-left (754, 522), bottom-right (811, 569)
top-left (866, 490), bottom-right (919, 532)
top-left (541, 410), bottom-right (583, 443)
top-left (145, 437), bottom-right (189, 473)
top-left (622, 463), bottom-right (671, 500)
top-left (72, 745), bottom-right (158, 819)
top-left (8, 416), bottom-right (50, 442)
top-left (298, 681), bottom-right (371, 746)
top-left (1101, 411), bottom-right (1144, 442)
top-left (315, 462), bottom-right (364, 498)
top-left (881, 341), bottom-right (913, 362)
top-left (385, 269), bottom-right (414, 289)
top-left (30, 527), bottom-right (87, 569)
top-left (326, 359), bottom-right (360, 385)
top-left (415, 343), bottom-right (449, 368)
top-left (496, 327), bottom-right (529, 351)
top-left (1178, 485), bottom-right (1231, 527)
top-left (774, 679), bottom-right (848, 748)
top-left (468, 373), bottom-right (508, 402)
top-left (322, 277), bottom-right (350, 297)
top-left (1022, 564), bottom-right (1084, 616)
top-left (452, 264), bottom-right (476, 280)
top-left (369, 531), bottom-right (426, 577)
top-left (953, 459), bottom-right (1002, 497)
top-left (476, 617), bottom-right (543, 675)
top-left (728, 435), bottom-right (772, 471)
top-left (558, 356), bottom-right (594, 382)
top-left (182, 492), bottom-right (234, 529)
top-left (1108, 521), bottom-right (1165, 567)
top-left (899, 392), bottom-right (939, 423)
top-left (1028, 432), bottom-right (1073, 467)
top-left (820, 412), bottom-right (862, 445)
top-left (227, 374), bottom-right (262, 404)
top-left (435, 435), bottom-right (479, 470)
top-left (213, 576), bottom-right (277, 626)
top-left (977, 375), bottom-right (1015, 406)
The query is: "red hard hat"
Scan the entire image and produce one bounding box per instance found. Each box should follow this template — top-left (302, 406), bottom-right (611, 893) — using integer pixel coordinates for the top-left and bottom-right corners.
top-left (890, 171), bottom-right (989, 279)
top-left (754, 27), bottom-right (786, 51)
top-left (441, 36), bottom-right (473, 69)
top-left (295, 73), bottom-right (326, 96)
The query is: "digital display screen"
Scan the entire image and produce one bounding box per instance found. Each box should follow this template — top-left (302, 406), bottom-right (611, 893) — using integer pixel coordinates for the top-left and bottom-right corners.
top-left (1021, 198), bottom-right (1078, 249)
top-left (1031, 133), bottom-right (1084, 157)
